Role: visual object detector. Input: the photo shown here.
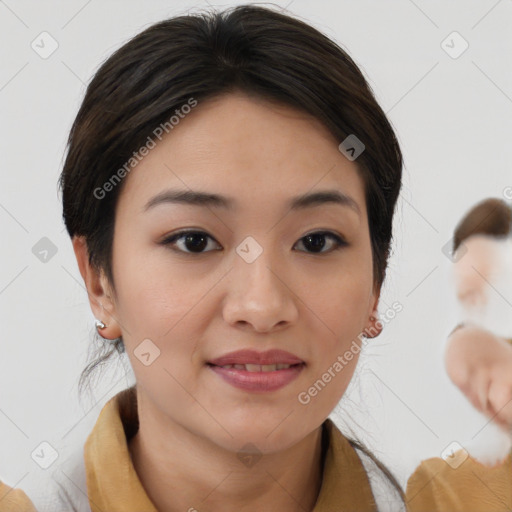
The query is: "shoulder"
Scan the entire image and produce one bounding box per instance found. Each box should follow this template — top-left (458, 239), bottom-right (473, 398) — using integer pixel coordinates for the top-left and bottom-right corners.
top-left (406, 449), bottom-right (512, 512)
top-left (0, 480), bottom-right (37, 512)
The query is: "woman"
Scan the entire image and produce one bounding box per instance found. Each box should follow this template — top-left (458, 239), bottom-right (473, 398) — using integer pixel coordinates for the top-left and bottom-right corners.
top-left (407, 198), bottom-right (512, 511)
top-left (0, 5), bottom-right (406, 511)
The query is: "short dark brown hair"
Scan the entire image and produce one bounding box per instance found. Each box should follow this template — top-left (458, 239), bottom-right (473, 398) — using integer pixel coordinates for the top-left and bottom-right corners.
top-left (59, 4), bottom-right (403, 293)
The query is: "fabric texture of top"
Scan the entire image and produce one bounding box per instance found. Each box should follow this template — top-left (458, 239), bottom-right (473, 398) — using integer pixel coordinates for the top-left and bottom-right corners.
top-left (406, 448), bottom-right (512, 511)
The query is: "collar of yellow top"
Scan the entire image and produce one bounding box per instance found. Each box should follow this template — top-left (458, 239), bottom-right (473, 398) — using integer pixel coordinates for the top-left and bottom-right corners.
top-left (84, 386), bottom-right (377, 512)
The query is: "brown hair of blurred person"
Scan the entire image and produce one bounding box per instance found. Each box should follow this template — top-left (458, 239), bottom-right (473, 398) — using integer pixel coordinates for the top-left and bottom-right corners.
top-left (453, 198), bottom-right (512, 253)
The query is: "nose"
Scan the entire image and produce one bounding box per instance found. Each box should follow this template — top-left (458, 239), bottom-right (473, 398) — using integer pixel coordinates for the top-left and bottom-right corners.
top-left (222, 246), bottom-right (299, 333)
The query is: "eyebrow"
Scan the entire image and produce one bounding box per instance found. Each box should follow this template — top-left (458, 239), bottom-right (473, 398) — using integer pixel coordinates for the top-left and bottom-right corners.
top-left (144, 189), bottom-right (361, 216)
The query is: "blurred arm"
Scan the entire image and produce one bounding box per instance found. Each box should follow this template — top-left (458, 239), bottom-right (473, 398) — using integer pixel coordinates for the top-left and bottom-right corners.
top-left (445, 323), bottom-right (512, 429)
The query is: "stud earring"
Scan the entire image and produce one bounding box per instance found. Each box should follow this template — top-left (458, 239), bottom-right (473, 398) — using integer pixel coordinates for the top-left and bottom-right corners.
top-left (95, 319), bottom-right (107, 331)
top-left (94, 319), bottom-right (124, 349)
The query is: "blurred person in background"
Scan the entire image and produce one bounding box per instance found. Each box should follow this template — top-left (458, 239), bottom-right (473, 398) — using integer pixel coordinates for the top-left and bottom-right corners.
top-left (407, 197), bottom-right (512, 511)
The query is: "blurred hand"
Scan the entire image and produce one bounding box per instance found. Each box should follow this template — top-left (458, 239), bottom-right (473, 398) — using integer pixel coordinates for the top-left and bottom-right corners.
top-left (445, 324), bottom-right (512, 431)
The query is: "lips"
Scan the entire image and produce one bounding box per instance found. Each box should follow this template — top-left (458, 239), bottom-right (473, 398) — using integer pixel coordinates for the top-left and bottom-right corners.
top-left (207, 349), bottom-right (305, 367)
top-left (207, 349), bottom-right (305, 391)
top-left (212, 363), bottom-right (297, 372)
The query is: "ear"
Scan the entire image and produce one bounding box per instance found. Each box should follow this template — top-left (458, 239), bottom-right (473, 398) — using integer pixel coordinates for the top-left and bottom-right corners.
top-left (364, 284), bottom-right (382, 339)
top-left (72, 235), bottom-right (122, 340)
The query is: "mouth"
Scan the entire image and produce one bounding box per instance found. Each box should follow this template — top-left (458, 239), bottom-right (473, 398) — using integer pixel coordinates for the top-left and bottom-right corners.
top-left (206, 362), bottom-right (304, 372)
top-left (206, 362), bottom-right (305, 392)
top-left (207, 348), bottom-right (305, 368)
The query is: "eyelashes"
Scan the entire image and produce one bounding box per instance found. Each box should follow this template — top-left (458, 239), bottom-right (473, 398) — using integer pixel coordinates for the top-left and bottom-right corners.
top-left (159, 230), bottom-right (348, 255)
top-left (161, 230), bottom-right (220, 254)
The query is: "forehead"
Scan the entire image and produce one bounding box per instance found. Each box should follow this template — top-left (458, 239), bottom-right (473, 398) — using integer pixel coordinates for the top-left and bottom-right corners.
top-left (117, 92), bottom-right (367, 217)
top-left (463, 235), bottom-right (505, 256)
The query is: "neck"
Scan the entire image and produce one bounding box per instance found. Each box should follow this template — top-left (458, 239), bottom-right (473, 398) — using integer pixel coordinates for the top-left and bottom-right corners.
top-left (128, 392), bottom-right (325, 512)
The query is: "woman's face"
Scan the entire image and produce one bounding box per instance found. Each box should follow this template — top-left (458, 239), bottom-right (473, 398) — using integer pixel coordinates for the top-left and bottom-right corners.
top-left (86, 92), bottom-right (379, 453)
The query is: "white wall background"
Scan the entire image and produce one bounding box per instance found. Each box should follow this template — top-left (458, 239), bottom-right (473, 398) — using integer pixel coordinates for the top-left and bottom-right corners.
top-left (1, 0), bottom-right (511, 501)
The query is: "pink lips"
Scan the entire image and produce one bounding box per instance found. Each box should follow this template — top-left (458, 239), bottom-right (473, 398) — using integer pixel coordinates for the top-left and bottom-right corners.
top-left (208, 349), bottom-right (304, 366)
top-left (207, 349), bottom-right (305, 392)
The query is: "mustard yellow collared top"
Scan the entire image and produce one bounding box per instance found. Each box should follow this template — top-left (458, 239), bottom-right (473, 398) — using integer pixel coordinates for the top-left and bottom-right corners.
top-left (85, 387), bottom-right (379, 511)
top-left (0, 386), bottom-right (383, 511)
top-left (406, 448), bottom-right (512, 511)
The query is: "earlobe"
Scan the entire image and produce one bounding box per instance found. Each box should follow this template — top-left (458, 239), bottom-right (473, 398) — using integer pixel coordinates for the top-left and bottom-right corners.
top-left (71, 236), bottom-right (122, 339)
top-left (365, 311), bottom-right (383, 339)
top-left (364, 285), bottom-right (382, 339)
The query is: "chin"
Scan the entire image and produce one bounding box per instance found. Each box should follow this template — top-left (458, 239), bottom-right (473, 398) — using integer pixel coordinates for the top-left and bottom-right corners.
top-left (209, 413), bottom-right (309, 451)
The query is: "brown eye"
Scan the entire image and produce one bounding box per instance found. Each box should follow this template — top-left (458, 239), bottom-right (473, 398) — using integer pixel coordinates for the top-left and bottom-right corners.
top-left (160, 231), bottom-right (221, 254)
top-left (294, 231), bottom-right (347, 254)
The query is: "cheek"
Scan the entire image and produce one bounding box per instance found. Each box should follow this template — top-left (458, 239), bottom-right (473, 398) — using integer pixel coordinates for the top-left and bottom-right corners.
top-left (306, 267), bottom-right (373, 358)
top-left (111, 246), bottom-right (211, 362)
top-left (331, 259), bottom-right (374, 319)
top-left (113, 230), bottom-right (195, 313)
